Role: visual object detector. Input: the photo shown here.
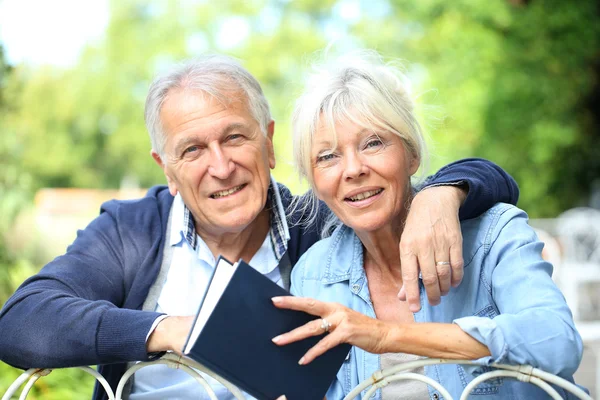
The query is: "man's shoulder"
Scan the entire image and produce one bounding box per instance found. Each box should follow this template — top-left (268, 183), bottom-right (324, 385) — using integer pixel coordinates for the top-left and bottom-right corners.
top-left (100, 185), bottom-right (173, 217)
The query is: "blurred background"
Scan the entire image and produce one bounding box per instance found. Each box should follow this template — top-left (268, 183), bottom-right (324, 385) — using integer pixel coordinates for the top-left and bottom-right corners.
top-left (0, 0), bottom-right (599, 398)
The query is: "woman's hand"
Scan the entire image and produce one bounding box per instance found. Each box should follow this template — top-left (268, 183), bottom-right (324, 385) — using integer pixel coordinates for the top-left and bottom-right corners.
top-left (399, 185), bottom-right (466, 312)
top-left (271, 296), bottom-right (394, 365)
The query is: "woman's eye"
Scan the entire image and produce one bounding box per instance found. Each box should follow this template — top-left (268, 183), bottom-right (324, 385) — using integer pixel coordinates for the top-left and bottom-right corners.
top-left (365, 139), bottom-right (383, 149)
top-left (317, 153), bottom-right (336, 163)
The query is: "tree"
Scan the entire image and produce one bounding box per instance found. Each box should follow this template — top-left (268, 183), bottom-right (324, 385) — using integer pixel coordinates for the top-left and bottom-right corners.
top-left (351, 0), bottom-right (600, 216)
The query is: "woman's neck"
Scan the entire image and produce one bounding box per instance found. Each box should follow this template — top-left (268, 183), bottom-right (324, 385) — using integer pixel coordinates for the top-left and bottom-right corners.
top-left (356, 216), bottom-right (405, 279)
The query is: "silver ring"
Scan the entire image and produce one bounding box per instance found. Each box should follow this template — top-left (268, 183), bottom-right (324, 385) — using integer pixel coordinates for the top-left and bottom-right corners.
top-left (320, 318), bottom-right (332, 333)
top-left (436, 261), bottom-right (451, 266)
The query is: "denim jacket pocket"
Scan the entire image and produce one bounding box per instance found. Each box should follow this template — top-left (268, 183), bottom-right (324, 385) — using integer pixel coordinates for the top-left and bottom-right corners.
top-left (457, 303), bottom-right (503, 395)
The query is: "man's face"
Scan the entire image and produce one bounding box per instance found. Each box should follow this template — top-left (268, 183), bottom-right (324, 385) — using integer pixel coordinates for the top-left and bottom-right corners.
top-left (152, 88), bottom-right (275, 237)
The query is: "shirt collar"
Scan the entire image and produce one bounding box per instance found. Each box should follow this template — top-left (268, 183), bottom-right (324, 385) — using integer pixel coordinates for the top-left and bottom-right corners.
top-left (170, 176), bottom-right (290, 261)
top-left (321, 224), bottom-right (366, 286)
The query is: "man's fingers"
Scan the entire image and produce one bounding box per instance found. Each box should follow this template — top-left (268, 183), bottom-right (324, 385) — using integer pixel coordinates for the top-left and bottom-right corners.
top-left (432, 232), bottom-right (451, 297)
top-left (419, 246), bottom-right (441, 307)
top-left (450, 241), bottom-right (464, 287)
top-left (399, 250), bottom-right (421, 312)
top-left (435, 259), bottom-right (451, 296)
top-left (397, 284), bottom-right (406, 301)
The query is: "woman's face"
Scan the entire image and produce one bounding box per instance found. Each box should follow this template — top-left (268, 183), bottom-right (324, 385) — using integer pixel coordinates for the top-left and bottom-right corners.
top-left (311, 118), bottom-right (419, 233)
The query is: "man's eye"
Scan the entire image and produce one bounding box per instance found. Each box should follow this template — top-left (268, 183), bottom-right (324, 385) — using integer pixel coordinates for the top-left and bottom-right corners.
top-left (184, 145), bottom-right (199, 154)
top-left (227, 134), bottom-right (242, 141)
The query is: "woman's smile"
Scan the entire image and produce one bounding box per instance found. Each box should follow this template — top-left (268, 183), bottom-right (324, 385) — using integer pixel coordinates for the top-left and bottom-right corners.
top-left (343, 187), bottom-right (384, 208)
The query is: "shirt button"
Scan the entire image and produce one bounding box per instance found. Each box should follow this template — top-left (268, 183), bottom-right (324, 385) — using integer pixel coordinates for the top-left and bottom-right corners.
top-left (351, 284), bottom-right (360, 293)
top-left (432, 393), bottom-right (439, 400)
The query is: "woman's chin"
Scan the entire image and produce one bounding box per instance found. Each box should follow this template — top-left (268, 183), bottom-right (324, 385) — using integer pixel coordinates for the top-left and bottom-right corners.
top-left (347, 219), bottom-right (392, 234)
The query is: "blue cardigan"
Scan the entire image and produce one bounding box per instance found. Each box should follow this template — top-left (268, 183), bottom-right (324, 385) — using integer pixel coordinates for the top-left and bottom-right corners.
top-left (0, 158), bottom-right (518, 400)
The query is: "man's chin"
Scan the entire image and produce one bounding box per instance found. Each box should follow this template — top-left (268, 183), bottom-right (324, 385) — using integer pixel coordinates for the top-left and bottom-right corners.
top-left (211, 211), bottom-right (264, 234)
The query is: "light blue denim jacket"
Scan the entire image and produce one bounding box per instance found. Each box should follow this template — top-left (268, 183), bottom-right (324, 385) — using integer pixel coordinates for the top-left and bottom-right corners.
top-left (290, 203), bottom-right (584, 400)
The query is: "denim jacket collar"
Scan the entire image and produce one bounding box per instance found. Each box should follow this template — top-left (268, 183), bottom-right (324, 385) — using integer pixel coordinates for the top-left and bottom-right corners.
top-left (322, 225), bottom-right (366, 287)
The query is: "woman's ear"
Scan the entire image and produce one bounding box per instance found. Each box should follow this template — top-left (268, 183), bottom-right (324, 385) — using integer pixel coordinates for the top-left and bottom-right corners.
top-left (408, 153), bottom-right (420, 176)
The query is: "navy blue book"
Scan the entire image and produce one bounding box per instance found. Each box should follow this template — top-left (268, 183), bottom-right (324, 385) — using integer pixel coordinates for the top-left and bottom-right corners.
top-left (183, 256), bottom-right (351, 400)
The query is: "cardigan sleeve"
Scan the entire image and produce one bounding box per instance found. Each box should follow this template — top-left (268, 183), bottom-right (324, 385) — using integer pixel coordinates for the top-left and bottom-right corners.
top-left (0, 201), bottom-right (165, 369)
top-left (419, 158), bottom-right (519, 220)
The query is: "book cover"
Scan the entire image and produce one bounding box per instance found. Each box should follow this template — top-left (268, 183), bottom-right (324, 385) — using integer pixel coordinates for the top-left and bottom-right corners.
top-left (183, 258), bottom-right (351, 400)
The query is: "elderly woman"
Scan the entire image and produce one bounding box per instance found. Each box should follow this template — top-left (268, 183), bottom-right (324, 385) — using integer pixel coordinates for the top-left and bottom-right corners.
top-left (271, 51), bottom-right (583, 399)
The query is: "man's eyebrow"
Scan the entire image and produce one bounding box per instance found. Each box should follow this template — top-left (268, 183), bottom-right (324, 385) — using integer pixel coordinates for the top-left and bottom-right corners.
top-left (174, 136), bottom-right (202, 154)
top-left (223, 122), bottom-right (247, 134)
top-left (173, 123), bottom-right (251, 153)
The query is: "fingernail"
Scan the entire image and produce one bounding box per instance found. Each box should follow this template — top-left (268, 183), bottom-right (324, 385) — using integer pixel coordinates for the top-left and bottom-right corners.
top-left (272, 335), bottom-right (281, 343)
top-left (272, 297), bottom-right (282, 303)
top-left (298, 357), bottom-right (305, 365)
top-left (409, 304), bottom-right (420, 313)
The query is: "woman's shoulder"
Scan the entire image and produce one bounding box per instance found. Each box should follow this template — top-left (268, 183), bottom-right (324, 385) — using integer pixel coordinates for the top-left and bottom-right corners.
top-left (460, 203), bottom-right (534, 265)
top-left (462, 203), bottom-right (530, 236)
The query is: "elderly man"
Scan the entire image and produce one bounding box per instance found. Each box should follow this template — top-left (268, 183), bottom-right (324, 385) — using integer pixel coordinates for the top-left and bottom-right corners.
top-left (0, 55), bottom-right (518, 400)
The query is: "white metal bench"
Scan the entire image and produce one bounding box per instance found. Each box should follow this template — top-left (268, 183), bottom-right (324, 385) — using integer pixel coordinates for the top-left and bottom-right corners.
top-left (2, 354), bottom-right (591, 400)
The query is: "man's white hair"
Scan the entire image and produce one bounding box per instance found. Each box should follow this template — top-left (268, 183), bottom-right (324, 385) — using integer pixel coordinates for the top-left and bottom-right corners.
top-left (145, 54), bottom-right (272, 158)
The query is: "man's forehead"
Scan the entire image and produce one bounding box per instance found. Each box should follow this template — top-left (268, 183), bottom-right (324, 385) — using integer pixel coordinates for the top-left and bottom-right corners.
top-left (161, 88), bottom-right (251, 122)
top-left (163, 86), bottom-right (248, 111)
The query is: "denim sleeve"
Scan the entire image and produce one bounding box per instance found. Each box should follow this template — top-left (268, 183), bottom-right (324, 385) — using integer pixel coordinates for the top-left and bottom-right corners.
top-left (454, 207), bottom-right (583, 378)
top-left (419, 158), bottom-right (519, 220)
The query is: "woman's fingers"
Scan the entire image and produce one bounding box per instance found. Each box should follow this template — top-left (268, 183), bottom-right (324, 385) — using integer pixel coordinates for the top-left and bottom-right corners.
top-left (271, 296), bottom-right (328, 316)
top-left (298, 331), bottom-right (343, 365)
top-left (272, 317), bottom-right (329, 346)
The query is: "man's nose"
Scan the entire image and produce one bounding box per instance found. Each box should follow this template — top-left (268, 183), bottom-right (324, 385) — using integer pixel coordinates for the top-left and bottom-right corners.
top-left (343, 151), bottom-right (368, 181)
top-left (207, 145), bottom-right (235, 179)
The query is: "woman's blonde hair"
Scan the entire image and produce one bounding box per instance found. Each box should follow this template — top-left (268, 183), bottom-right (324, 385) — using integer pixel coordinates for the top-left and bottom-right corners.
top-left (291, 49), bottom-right (428, 233)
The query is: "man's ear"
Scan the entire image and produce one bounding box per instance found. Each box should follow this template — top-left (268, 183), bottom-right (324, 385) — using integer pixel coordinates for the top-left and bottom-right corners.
top-left (151, 150), bottom-right (178, 196)
top-left (266, 120), bottom-right (276, 169)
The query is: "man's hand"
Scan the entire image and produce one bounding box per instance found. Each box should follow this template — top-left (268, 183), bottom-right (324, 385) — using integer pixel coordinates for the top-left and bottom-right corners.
top-left (147, 316), bottom-right (195, 355)
top-left (399, 185), bottom-right (466, 312)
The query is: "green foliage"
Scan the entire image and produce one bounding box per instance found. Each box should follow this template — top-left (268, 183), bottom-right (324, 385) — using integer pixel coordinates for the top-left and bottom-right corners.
top-left (0, 362), bottom-right (94, 400)
top-left (356, 0), bottom-right (600, 216)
